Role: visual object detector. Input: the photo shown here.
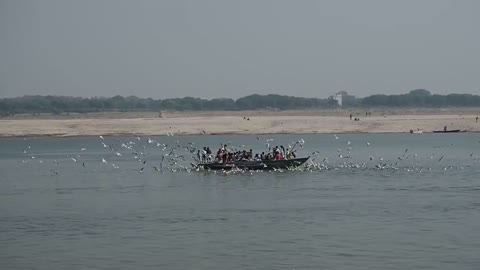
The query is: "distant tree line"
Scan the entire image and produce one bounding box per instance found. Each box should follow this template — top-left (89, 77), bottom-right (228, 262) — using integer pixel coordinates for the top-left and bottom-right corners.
top-left (0, 94), bottom-right (338, 115)
top-left (0, 89), bottom-right (479, 116)
top-left (361, 89), bottom-right (480, 107)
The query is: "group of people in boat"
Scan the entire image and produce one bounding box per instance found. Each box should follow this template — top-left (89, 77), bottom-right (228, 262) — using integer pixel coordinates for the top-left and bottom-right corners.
top-left (197, 144), bottom-right (296, 164)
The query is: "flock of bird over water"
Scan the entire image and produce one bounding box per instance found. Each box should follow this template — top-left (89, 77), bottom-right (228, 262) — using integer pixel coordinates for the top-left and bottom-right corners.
top-left (17, 134), bottom-right (480, 176)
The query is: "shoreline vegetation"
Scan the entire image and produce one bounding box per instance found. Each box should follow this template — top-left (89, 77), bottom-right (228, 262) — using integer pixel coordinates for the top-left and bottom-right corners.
top-left (1, 90), bottom-right (480, 117)
top-left (0, 109), bottom-right (479, 138)
top-left (1, 90), bottom-right (479, 137)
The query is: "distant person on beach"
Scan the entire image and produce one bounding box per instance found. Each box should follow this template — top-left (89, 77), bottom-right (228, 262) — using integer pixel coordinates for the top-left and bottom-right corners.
top-left (444, 125), bottom-right (447, 132)
top-left (476, 116), bottom-right (478, 123)
top-left (349, 113), bottom-right (352, 120)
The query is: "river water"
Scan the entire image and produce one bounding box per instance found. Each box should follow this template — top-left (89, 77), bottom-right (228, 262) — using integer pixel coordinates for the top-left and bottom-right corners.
top-left (1, 133), bottom-right (479, 270)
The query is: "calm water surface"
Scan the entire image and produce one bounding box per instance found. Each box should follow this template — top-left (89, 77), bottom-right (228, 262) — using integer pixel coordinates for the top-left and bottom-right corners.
top-left (1, 133), bottom-right (479, 270)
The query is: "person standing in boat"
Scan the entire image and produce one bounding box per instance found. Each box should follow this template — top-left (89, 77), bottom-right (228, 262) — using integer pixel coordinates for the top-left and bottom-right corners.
top-left (201, 147), bottom-right (207, 162)
top-left (222, 152), bottom-right (227, 163)
top-left (275, 150), bottom-right (283, 160)
top-left (197, 150), bottom-right (202, 163)
top-left (206, 147), bottom-right (212, 162)
top-left (273, 146), bottom-right (279, 156)
top-left (216, 148), bottom-right (223, 162)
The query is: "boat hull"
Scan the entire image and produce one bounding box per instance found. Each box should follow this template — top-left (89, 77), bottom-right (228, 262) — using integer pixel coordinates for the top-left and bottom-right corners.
top-left (433, 129), bottom-right (466, 133)
top-left (197, 157), bottom-right (309, 171)
top-left (199, 161), bottom-right (265, 170)
top-left (262, 157), bottom-right (310, 169)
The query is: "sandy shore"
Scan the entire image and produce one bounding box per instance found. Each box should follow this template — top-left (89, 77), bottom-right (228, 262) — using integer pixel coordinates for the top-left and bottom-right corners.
top-left (0, 110), bottom-right (479, 137)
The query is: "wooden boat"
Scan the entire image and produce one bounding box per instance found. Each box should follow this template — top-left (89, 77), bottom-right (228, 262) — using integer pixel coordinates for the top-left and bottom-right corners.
top-left (433, 129), bottom-right (467, 133)
top-left (197, 157), bottom-right (309, 171)
top-left (262, 157), bottom-right (310, 170)
top-left (198, 160), bottom-right (266, 170)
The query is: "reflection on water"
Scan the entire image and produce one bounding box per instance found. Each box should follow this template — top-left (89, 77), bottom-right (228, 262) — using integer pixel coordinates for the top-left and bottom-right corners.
top-left (0, 134), bottom-right (479, 269)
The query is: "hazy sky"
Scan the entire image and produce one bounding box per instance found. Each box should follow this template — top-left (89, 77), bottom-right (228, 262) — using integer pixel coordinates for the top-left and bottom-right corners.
top-left (1, 0), bottom-right (479, 99)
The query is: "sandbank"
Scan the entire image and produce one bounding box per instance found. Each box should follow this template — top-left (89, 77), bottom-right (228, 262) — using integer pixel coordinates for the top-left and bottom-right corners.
top-left (0, 109), bottom-right (479, 137)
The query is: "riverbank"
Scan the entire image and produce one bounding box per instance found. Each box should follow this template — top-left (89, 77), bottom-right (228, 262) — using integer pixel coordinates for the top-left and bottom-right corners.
top-left (0, 110), bottom-right (479, 137)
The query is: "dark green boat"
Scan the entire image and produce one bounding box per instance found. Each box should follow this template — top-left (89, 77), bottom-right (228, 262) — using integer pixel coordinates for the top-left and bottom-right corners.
top-left (262, 157), bottom-right (310, 170)
top-left (196, 157), bottom-right (309, 171)
top-left (198, 160), bottom-right (266, 170)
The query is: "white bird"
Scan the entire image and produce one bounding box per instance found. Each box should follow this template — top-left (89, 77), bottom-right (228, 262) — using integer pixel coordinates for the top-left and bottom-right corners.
top-left (99, 135), bottom-right (104, 140)
top-left (334, 135), bottom-right (339, 140)
top-left (347, 141), bottom-right (351, 146)
top-left (81, 148), bottom-right (87, 151)
top-left (116, 152), bottom-right (122, 157)
top-left (71, 157), bottom-right (77, 162)
top-left (102, 158), bottom-right (107, 163)
top-left (366, 142), bottom-right (370, 146)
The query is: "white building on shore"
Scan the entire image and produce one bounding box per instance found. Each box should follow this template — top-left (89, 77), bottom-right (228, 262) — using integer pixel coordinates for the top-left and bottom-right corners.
top-left (333, 92), bottom-right (343, 107)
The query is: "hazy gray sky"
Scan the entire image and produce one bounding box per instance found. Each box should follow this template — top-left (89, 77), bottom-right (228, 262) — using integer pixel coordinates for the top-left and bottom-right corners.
top-left (1, 0), bottom-right (479, 99)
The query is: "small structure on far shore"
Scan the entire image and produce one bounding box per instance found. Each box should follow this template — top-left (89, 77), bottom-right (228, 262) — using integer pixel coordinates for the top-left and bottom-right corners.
top-left (333, 92), bottom-right (343, 107)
